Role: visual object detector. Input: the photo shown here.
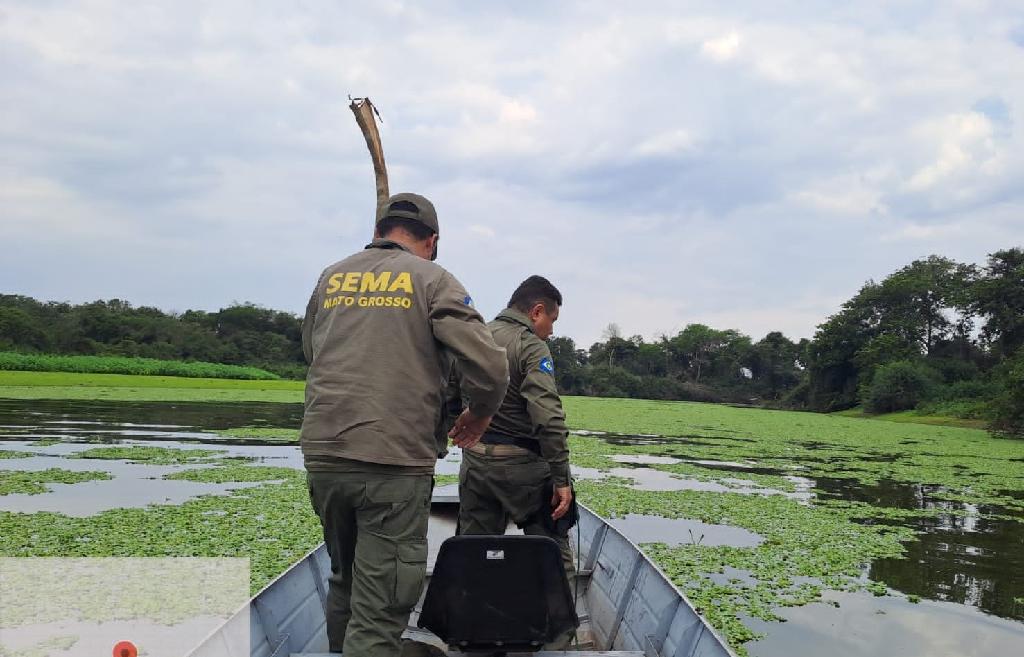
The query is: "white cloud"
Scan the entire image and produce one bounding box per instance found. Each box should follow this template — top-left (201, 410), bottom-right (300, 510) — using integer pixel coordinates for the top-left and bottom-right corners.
top-left (879, 223), bottom-right (967, 243)
top-left (468, 225), bottom-right (496, 239)
top-left (633, 129), bottom-right (695, 158)
top-left (906, 111), bottom-right (998, 191)
top-left (701, 30), bottom-right (741, 61)
top-left (2, 0), bottom-right (1023, 347)
top-left (790, 170), bottom-right (890, 215)
top-left (499, 100), bottom-right (539, 124)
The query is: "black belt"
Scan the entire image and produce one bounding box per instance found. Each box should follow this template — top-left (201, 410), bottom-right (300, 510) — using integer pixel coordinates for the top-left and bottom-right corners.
top-left (480, 432), bottom-right (541, 455)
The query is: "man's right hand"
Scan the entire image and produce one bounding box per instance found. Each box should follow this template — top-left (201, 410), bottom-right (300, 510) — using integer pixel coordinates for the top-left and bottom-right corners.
top-left (448, 409), bottom-right (492, 449)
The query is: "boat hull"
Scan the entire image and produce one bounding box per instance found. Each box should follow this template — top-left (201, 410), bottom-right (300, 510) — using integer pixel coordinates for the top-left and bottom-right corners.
top-left (187, 489), bottom-right (735, 657)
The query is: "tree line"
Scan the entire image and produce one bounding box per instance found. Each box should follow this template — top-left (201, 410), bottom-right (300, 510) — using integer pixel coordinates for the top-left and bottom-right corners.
top-left (1, 247), bottom-right (1021, 435)
top-left (549, 248), bottom-right (1022, 436)
top-left (799, 249), bottom-right (1023, 436)
top-left (0, 296), bottom-right (306, 379)
top-left (548, 325), bottom-right (805, 405)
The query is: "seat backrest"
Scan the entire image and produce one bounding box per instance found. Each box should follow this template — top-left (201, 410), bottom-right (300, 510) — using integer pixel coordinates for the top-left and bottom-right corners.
top-left (418, 535), bottom-right (578, 652)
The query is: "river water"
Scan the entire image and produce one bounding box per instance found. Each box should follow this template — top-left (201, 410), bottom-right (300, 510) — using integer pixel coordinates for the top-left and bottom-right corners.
top-left (1, 398), bottom-right (1022, 656)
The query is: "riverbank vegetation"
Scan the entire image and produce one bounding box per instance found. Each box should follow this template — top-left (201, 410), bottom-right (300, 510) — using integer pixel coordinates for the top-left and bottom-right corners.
top-left (0, 297), bottom-right (305, 379)
top-left (2, 247), bottom-right (1022, 434)
top-left (552, 248), bottom-right (1024, 437)
top-left (0, 371), bottom-right (304, 403)
top-left (0, 352), bottom-right (277, 380)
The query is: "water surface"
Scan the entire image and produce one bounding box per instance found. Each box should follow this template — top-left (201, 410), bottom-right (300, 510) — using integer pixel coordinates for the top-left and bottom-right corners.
top-left (2, 399), bottom-right (1023, 657)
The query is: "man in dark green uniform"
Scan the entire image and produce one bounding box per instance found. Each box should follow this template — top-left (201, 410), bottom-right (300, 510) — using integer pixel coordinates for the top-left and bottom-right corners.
top-left (457, 275), bottom-right (574, 576)
top-left (301, 192), bottom-right (509, 657)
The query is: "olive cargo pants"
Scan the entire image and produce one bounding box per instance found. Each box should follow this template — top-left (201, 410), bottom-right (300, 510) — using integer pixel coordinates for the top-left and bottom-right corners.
top-left (458, 448), bottom-right (576, 576)
top-left (458, 448), bottom-right (577, 650)
top-left (307, 470), bottom-right (432, 656)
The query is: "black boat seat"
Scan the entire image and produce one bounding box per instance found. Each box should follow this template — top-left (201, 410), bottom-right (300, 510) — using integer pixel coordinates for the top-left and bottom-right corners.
top-left (417, 535), bottom-right (579, 653)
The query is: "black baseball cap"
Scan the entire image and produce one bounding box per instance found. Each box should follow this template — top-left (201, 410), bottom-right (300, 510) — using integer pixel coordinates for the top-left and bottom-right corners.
top-left (376, 192), bottom-right (439, 235)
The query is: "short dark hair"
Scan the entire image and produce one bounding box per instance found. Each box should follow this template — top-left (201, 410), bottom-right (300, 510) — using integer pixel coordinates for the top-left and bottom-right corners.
top-left (508, 275), bottom-right (562, 313)
top-left (377, 216), bottom-right (436, 241)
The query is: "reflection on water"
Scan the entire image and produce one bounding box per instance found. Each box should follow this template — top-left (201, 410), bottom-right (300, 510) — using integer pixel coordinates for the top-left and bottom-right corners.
top-left (609, 513), bottom-right (763, 548)
top-left (0, 398), bottom-right (303, 443)
top-left (870, 504), bottom-right (1024, 620)
top-left (602, 433), bottom-right (720, 447)
top-left (814, 477), bottom-right (1024, 621)
top-left (588, 432), bottom-right (1024, 627)
top-left (745, 589), bottom-right (1024, 657)
top-left (0, 441), bottom-right (294, 515)
top-left (573, 463), bottom-right (746, 494)
top-left (0, 398), bottom-right (312, 516)
top-left (573, 462), bottom-right (812, 501)
top-left (0, 397), bottom-right (460, 514)
top-left (610, 454), bottom-right (681, 465)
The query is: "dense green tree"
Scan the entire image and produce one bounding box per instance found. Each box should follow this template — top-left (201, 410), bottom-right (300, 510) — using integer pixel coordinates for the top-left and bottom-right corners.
top-left (877, 256), bottom-right (976, 355)
top-left (749, 332), bottom-right (801, 400)
top-left (852, 333), bottom-right (921, 379)
top-left (634, 342), bottom-right (668, 377)
top-left (804, 255), bottom-right (978, 411)
top-left (707, 330), bottom-right (753, 385)
top-left (667, 324), bottom-right (728, 383)
top-left (972, 247), bottom-right (1024, 357)
top-left (990, 349), bottom-right (1024, 438)
top-left (863, 360), bottom-right (940, 413)
top-left (584, 365), bottom-right (643, 398)
top-left (0, 295), bottom-right (305, 378)
top-left (805, 295), bottom-right (873, 411)
top-left (0, 306), bottom-right (49, 351)
top-left (589, 335), bottom-right (639, 370)
top-left (547, 336), bottom-right (587, 394)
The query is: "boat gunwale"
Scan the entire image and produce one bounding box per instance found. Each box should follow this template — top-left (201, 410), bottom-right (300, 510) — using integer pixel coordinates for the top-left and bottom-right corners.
top-left (575, 502), bottom-right (738, 657)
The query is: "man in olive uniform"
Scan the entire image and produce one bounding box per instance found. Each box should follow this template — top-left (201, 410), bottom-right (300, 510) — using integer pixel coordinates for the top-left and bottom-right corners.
top-left (458, 276), bottom-right (574, 575)
top-left (301, 192), bottom-right (509, 657)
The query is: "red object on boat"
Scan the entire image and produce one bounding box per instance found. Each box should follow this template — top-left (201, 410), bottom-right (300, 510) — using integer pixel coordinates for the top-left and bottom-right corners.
top-left (112, 640), bottom-right (138, 657)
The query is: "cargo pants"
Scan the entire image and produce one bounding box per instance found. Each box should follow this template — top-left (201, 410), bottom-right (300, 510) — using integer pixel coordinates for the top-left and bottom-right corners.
top-left (307, 470), bottom-right (433, 656)
top-left (458, 447), bottom-right (576, 577)
top-left (458, 447), bottom-right (577, 650)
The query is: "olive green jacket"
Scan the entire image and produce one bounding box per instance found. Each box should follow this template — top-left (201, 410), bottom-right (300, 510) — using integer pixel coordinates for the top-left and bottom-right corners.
top-left (486, 308), bottom-right (571, 486)
top-left (300, 239), bottom-right (509, 468)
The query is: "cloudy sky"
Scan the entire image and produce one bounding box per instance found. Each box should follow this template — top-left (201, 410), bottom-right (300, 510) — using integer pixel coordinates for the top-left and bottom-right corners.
top-left (2, 1), bottom-right (1022, 346)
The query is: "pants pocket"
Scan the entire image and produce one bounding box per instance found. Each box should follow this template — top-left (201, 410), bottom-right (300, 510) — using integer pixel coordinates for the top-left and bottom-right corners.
top-left (365, 476), bottom-right (416, 504)
top-left (391, 539), bottom-right (427, 611)
top-left (361, 475), bottom-right (432, 536)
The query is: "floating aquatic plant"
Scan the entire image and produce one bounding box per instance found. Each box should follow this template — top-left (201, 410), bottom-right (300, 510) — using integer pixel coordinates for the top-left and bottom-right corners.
top-left (68, 446), bottom-right (223, 465)
top-left (0, 469), bottom-right (111, 496)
